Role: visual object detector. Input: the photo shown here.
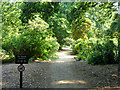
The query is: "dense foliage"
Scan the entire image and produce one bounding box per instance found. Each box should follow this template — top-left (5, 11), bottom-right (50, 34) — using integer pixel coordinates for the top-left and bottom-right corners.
top-left (87, 39), bottom-right (116, 65)
top-left (20, 2), bottom-right (60, 23)
top-left (71, 2), bottom-right (119, 65)
top-left (72, 39), bottom-right (90, 60)
top-left (71, 18), bottom-right (92, 40)
top-left (72, 38), bottom-right (118, 65)
top-left (1, 2), bottom-right (119, 65)
top-left (48, 14), bottom-right (71, 49)
top-left (2, 2), bottom-right (60, 62)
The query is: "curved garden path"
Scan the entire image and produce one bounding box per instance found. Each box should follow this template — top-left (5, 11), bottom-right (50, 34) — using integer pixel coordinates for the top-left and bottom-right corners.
top-left (48, 47), bottom-right (88, 88)
top-left (2, 47), bottom-right (118, 88)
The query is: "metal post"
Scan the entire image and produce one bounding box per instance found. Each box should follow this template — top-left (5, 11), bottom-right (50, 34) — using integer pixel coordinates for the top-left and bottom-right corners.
top-left (20, 72), bottom-right (22, 88)
top-left (20, 64), bottom-right (23, 88)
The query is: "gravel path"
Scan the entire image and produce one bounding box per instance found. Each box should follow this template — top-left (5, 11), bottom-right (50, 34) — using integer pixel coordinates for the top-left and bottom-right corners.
top-left (2, 48), bottom-right (119, 88)
top-left (2, 62), bottom-right (51, 88)
top-left (47, 48), bottom-right (86, 88)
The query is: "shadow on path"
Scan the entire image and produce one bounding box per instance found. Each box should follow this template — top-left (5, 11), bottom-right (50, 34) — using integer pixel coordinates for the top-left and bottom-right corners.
top-left (2, 47), bottom-right (118, 88)
top-left (48, 47), bottom-right (88, 88)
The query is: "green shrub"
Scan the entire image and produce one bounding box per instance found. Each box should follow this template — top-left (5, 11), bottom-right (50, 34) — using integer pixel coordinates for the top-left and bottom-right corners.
top-left (72, 38), bottom-right (117, 65)
top-left (72, 39), bottom-right (84, 54)
top-left (2, 57), bottom-right (15, 64)
top-left (87, 39), bottom-right (116, 65)
top-left (72, 39), bottom-right (90, 60)
top-left (2, 15), bottom-right (60, 62)
top-left (3, 33), bottom-right (59, 60)
top-left (87, 51), bottom-right (103, 65)
top-left (102, 40), bottom-right (115, 64)
top-left (28, 57), bottom-right (35, 62)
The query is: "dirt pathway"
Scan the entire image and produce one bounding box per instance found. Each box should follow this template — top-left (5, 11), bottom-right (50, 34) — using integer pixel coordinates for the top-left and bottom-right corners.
top-left (48, 48), bottom-right (87, 88)
top-left (2, 47), bottom-right (118, 88)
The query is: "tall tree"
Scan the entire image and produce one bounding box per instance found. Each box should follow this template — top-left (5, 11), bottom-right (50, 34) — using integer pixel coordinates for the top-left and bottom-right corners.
top-left (71, 17), bottom-right (92, 40)
top-left (69, 2), bottom-right (96, 40)
top-left (88, 2), bottom-right (117, 38)
top-left (69, 2), bottom-right (117, 40)
top-left (20, 2), bottom-right (60, 23)
top-left (68, 2), bottom-right (97, 24)
top-left (48, 13), bottom-right (71, 49)
top-left (2, 2), bottom-right (23, 50)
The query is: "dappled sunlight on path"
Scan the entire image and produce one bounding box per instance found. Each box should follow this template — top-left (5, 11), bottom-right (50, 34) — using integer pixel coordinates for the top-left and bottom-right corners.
top-left (0, 82), bottom-right (9, 85)
top-left (56, 47), bottom-right (77, 62)
top-left (2, 47), bottom-right (118, 88)
top-left (57, 52), bottom-right (76, 59)
top-left (55, 80), bottom-right (87, 84)
top-left (48, 47), bottom-right (88, 88)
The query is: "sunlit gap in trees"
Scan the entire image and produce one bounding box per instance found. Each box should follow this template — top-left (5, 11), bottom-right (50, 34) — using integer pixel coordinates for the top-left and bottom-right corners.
top-left (0, 82), bottom-right (9, 85)
top-left (57, 52), bottom-right (77, 59)
top-left (56, 61), bottom-right (65, 63)
top-left (113, 2), bottom-right (118, 13)
top-left (55, 80), bottom-right (87, 84)
top-left (58, 55), bottom-right (76, 59)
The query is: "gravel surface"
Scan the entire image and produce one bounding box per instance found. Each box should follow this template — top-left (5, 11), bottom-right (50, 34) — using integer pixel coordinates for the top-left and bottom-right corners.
top-left (2, 62), bottom-right (51, 88)
top-left (2, 48), bottom-right (119, 88)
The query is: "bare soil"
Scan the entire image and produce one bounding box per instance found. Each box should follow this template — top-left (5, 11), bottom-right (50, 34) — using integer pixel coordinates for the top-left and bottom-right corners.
top-left (2, 48), bottom-right (119, 89)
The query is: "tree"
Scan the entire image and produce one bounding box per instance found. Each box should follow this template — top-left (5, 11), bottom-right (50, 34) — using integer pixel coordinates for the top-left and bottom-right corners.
top-left (69, 2), bottom-right (95, 40)
top-left (20, 2), bottom-right (60, 23)
top-left (2, 2), bottom-right (23, 52)
top-left (2, 2), bottom-right (60, 60)
top-left (19, 2), bottom-right (72, 50)
top-left (69, 2), bottom-right (117, 40)
top-left (71, 17), bottom-right (92, 40)
top-left (88, 2), bottom-right (117, 38)
top-left (48, 13), bottom-right (71, 49)
top-left (59, 2), bottom-right (73, 19)
top-left (3, 14), bottom-right (59, 59)
top-left (68, 2), bottom-right (97, 24)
